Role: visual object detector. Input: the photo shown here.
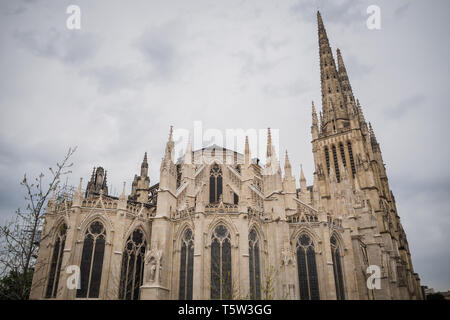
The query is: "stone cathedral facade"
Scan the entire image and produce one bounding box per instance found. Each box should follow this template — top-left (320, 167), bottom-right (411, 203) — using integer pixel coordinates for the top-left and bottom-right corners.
top-left (30, 12), bottom-right (423, 300)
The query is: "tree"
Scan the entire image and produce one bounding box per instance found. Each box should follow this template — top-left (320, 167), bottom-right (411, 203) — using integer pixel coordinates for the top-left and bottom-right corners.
top-left (0, 147), bottom-right (76, 300)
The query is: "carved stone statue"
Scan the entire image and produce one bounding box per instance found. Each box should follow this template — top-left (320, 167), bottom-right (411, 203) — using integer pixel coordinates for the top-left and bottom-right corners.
top-left (281, 246), bottom-right (295, 266)
top-left (145, 245), bottom-right (163, 284)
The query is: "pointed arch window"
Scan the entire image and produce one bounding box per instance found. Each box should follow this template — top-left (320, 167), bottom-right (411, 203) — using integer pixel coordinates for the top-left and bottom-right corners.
top-left (332, 145), bottom-right (341, 182)
top-left (347, 141), bottom-right (356, 177)
top-left (339, 143), bottom-right (347, 168)
top-left (211, 225), bottom-right (232, 299)
top-left (179, 228), bottom-right (194, 300)
top-left (296, 234), bottom-right (320, 300)
top-left (209, 164), bottom-right (223, 203)
top-left (119, 229), bottom-right (147, 300)
top-left (249, 229), bottom-right (261, 299)
top-left (324, 146), bottom-right (330, 175)
top-left (45, 223), bottom-right (67, 298)
top-left (331, 235), bottom-right (345, 300)
top-left (233, 193), bottom-right (239, 205)
top-left (76, 221), bottom-right (106, 298)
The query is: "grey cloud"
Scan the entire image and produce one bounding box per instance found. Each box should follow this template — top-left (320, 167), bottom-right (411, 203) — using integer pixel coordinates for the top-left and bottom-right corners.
top-left (263, 78), bottom-right (312, 98)
top-left (394, 2), bottom-right (411, 18)
top-left (339, 52), bottom-right (373, 81)
top-left (291, 0), bottom-right (365, 26)
top-left (135, 22), bottom-right (185, 80)
top-left (385, 94), bottom-right (426, 118)
top-left (13, 28), bottom-right (100, 65)
top-left (83, 65), bottom-right (143, 94)
top-left (232, 51), bottom-right (289, 77)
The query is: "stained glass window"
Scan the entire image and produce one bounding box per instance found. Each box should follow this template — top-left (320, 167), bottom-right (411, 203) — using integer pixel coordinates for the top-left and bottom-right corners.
top-left (209, 164), bottom-right (223, 203)
top-left (339, 143), bottom-right (347, 168)
top-left (76, 221), bottom-right (106, 298)
top-left (179, 228), bottom-right (194, 300)
top-left (296, 234), bottom-right (320, 300)
top-left (347, 141), bottom-right (356, 177)
top-left (331, 235), bottom-right (345, 300)
top-left (211, 225), bottom-right (232, 299)
top-left (324, 147), bottom-right (330, 175)
top-left (248, 229), bottom-right (261, 300)
top-left (118, 229), bottom-right (147, 300)
top-left (332, 145), bottom-right (341, 182)
top-left (45, 223), bottom-right (67, 298)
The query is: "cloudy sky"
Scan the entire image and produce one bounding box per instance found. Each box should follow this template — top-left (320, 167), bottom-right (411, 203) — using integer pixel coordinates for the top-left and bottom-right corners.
top-left (1, 0), bottom-right (449, 291)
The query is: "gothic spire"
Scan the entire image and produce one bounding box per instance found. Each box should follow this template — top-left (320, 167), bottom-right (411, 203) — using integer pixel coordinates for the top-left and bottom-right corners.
top-left (336, 48), bottom-right (354, 100)
top-left (119, 182), bottom-right (127, 201)
top-left (300, 164), bottom-right (307, 192)
top-left (312, 101), bottom-right (318, 127)
top-left (317, 11), bottom-right (348, 132)
top-left (244, 136), bottom-right (250, 165)
top-left (77, 177), bottom-right (83, 194)
top-left (164, 126), bottom-right (175, 162)
top-left (143, 152), bottom-right (148, 165)
top-left (300, 164), bottom-right (306, 182)
top-left (266, 128), bottom-right (272, 158)
top-left (284, 150), bottom-right (291, 170)
top-left (102, 171), bottom-right (107, 187)
top-left (184, 135), bottom-right (192, 164)
top-left (90, 167), bottom-right (96, 182)
top-left (141, 152), bottom-right (149, 177)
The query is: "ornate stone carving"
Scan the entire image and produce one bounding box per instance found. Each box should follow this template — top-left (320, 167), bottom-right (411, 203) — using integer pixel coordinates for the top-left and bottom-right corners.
top-left (145, 244), bottom-right (163, 285)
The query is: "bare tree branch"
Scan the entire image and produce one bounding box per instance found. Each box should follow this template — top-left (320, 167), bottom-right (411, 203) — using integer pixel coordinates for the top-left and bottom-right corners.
top-left (0, 147), bottom-right (76, 299)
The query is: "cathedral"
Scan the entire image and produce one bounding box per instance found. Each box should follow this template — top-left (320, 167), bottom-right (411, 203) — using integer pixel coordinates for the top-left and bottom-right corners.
top-left (30, 12), bottom-right (423, 300)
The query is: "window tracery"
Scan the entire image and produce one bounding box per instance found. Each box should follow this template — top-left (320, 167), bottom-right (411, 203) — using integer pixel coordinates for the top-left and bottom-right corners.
top-left (76, 221), bottom-right (106, 298)
top-left (211, 225), bottom-right (232, 299)
top-left (45, 223), bottom-right (67, 298)
top-left (296, 234), bottom-right (320, 300)
top-left (248, 229), bottom-right (261, 299)
top-left (119, 228), bottom-right (146, 300)
top-left (331, 235), bottom-right (345, 300)
top-left (179, 228), bottom-right (194, 300)
top-left (209, 164), bottom-right (223, 203)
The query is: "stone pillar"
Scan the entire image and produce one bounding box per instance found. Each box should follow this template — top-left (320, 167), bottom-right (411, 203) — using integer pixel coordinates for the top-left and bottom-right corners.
top-left (319, 214), bottom-right (337, 300)
top-left (192, 212), bottom-right (205, 299)
top-left (238, 214), bottom-right (250, 298)
top-left (140, 216), bottom-right (172, 300)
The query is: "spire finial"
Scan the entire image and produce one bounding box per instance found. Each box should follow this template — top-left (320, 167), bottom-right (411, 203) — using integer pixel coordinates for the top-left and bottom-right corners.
top-left (244, 136), bottom-right (250, 164)
top-left (284, 150), bottom-right (291, 169)
top-left (91, 167), bottom-right (96, 182)
top-left (300, 164), bottom-right (307, 191)
top-left (184, 135), bottom-right (193, 164)
top-left (120, 181), bottom-right (126, 200)
top-left (164, 126), bottom-right (175, 162)
top-left (312, 101), bottom-right (318, 126)
top-left (300, 164), bottom-right (306, 181)
top-left (141, 152), bottom-right (149, 176)
top-left (266, 128), bottom-right (272, 158)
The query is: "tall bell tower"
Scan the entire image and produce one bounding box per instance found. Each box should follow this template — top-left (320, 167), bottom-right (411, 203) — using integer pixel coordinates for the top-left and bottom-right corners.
top-left (311, 11), bottom-right (421, 299)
